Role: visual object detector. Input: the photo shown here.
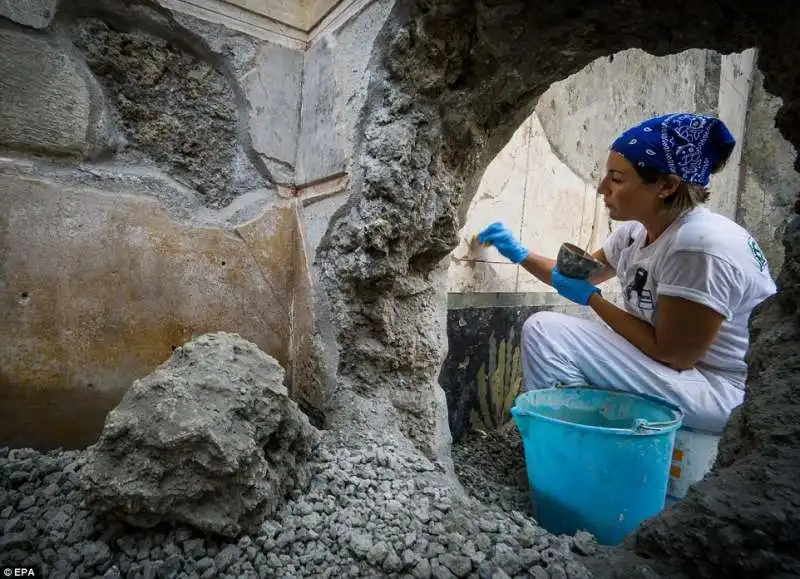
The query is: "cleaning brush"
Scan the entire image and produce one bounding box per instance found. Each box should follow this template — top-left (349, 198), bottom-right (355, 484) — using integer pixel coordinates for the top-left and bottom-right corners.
top-left (470, 233), bottom-right (491, 249)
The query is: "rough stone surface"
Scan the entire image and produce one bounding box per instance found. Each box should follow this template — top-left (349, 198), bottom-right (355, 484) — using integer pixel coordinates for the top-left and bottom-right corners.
top-left (0, 29), bottom-right (107, 157)
top-left (72, 18), bottom-right (265, 208)
top-left (163, 8), bottom-right (263, 79)
top-left (81, 332), bottom-right (321, 538)
top-left (0, 0), bottom-right (57, 28)
top-left (315, 0), bottom-right (800, 577)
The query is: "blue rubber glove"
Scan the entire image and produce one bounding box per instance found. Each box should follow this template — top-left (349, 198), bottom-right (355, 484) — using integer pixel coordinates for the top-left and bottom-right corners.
top-left (477, 222), bottom-right (529, 264)
top-left (551, 267), bottom-right (600, 305)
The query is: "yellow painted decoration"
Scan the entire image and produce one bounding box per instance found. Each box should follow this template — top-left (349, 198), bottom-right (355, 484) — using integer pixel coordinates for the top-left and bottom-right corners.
top-left (469, 327), bottom-right (522, 432)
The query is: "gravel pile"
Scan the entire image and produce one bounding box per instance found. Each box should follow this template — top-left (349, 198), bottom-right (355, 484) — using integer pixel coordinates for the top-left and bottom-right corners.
top-left (0, 433), bottom-right (595, 579)
top-left (452, 425), bottom-right (530, 514)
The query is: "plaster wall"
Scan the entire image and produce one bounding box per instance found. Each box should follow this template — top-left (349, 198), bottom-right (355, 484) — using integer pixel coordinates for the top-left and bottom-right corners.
top-left (0, 168), bottom-right (301, 449)
top-left (0, 0), bottom-right (392, 449)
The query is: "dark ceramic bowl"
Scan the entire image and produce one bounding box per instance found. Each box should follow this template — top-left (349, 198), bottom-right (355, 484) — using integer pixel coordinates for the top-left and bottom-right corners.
top-left (556, 242), bottom-right (605, 280)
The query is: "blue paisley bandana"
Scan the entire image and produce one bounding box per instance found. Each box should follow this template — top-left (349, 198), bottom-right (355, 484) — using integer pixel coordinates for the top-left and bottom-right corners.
top-left (611, 113), bottom-right (736, 186)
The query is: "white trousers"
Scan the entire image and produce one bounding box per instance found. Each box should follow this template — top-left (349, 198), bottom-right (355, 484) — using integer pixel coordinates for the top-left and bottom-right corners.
top-left (521, 311), bottom-right (745, 433)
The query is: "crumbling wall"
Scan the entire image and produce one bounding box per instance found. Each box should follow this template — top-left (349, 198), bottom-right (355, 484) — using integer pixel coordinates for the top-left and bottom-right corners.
top-left (1, 1), bottom-right (272, 208)
top-left (319, 0), bottom-right (769, 461)
top-left (317, 0), bottom-right (800, 575)
top-left (72, 19), bottom-right (261, 208)
top-left (0, 0), bottom-right (313, 449)
top-left (0, 0), bottom-right (405, 450)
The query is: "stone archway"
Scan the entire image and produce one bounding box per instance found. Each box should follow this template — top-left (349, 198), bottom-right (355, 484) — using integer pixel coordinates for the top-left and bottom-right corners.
top-left (317, 1), bottom-right (800, 576)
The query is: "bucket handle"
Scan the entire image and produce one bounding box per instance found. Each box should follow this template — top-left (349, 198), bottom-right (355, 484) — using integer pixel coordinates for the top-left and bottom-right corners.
top-left (633, 418), bottom-right (679, 432)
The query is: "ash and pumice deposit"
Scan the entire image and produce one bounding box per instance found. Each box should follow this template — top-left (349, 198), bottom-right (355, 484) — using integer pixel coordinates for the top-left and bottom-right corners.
top-left (0, 435), bottom-right (596, 579)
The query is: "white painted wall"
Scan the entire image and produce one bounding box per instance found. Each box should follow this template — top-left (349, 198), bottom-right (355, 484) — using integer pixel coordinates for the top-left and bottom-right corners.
top-left (449, 113), bottom-right (601, 294)
top-left (712, 51), bottom-right (756, 218)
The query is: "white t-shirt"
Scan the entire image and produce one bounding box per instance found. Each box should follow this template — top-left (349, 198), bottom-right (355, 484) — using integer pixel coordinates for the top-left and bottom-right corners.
top-left (602, 207), bottom-right (777, 388)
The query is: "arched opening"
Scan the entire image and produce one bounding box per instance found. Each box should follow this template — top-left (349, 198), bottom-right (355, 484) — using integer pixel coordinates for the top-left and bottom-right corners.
top-left (441, 46), bottom-right (796, 521)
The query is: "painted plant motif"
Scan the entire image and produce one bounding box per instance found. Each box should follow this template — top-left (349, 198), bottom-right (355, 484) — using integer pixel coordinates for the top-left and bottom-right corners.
top-left (470, 327), bottom-right (522, 431)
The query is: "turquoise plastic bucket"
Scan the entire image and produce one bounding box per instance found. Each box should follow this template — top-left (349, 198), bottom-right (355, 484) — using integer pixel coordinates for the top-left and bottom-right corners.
top-left (511, 386), bottom-right (683, 545)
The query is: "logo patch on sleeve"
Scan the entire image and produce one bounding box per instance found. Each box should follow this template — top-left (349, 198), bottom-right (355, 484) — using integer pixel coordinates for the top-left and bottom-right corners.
top-left (747, 236), bottom-right (768, 272)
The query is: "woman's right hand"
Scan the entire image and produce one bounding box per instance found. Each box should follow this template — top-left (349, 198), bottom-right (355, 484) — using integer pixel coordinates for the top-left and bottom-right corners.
top-left (477, 222), bottom-right (530, 264)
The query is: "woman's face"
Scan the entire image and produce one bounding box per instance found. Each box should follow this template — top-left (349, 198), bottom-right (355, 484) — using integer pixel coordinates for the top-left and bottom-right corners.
top-left (598, 151), bottom-right (666, 222)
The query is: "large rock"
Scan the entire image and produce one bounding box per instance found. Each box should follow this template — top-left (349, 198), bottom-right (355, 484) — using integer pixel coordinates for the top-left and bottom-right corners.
top-left (81, 332), bottom-right (321, 538)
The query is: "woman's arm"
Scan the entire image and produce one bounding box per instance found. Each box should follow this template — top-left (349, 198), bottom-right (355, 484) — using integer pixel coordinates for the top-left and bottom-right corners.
top-left (587, 293), bottom-right (725, 370)
top-left (521, 248), bottom-right (617, 287)
top-left (519, 253), bottom-right (557, 285)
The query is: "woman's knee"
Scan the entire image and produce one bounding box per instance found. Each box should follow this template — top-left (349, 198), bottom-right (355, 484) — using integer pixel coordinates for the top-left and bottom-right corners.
top-left (521, 311), bottom-right (581, 389)
top-left (522, 311), bottom-right (573, 344)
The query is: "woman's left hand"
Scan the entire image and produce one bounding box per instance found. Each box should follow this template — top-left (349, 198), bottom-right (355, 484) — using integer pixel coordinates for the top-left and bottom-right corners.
top-left (551, 267), bottom-right (600, 305)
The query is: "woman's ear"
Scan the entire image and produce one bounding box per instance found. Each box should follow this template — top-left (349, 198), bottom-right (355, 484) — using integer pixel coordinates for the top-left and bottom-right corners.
top-left (659, 175), bottom-right (682, 199)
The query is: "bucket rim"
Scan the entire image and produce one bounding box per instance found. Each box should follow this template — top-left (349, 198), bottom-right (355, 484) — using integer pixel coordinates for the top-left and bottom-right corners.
top-left (511, 385), bottom-right (684, 435)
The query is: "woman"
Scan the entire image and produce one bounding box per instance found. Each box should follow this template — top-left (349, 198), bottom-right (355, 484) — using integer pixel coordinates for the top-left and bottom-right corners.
top-left (478, 113), bottom-right (776, 433)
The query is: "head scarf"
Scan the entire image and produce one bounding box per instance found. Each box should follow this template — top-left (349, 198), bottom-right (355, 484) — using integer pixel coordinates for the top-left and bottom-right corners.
top-left (610, 113), bottom-right (736, 187)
